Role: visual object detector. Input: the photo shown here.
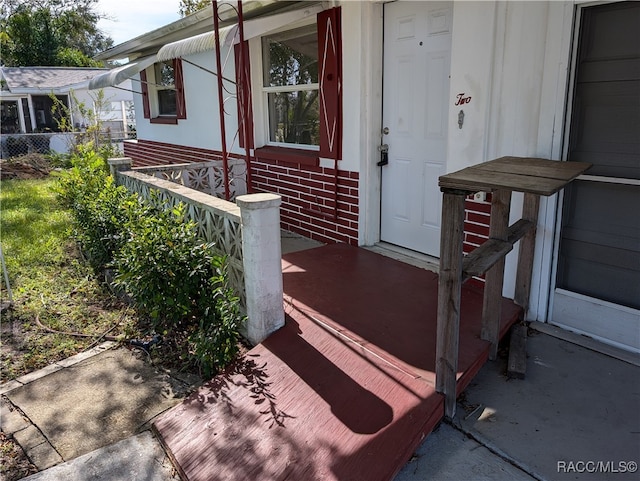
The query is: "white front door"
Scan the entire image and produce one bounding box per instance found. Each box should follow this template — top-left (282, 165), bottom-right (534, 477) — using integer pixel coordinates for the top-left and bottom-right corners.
top-left (380, 1), bottom-right (452, 257)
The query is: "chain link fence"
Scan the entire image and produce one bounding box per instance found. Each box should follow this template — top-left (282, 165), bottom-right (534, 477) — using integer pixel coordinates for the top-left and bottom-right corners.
top-left (0, 130), bottom-right (137, 160)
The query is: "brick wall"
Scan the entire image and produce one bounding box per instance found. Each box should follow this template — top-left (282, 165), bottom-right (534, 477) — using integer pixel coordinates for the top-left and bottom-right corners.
top-left (463, 193), bottom-right (492, 285)
top-left (124, 139), bottom-right (228, 167)
top-left (122, 139), bottom-right (359, 245)
top-left (123, 140), bottom-right (490, 259)
top-left (252, 159), bottom-right (359, 246)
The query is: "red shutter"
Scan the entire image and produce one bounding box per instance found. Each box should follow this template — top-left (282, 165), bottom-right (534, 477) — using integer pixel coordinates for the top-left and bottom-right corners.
top-left (140, 69), bottom-right (150, 119)
top-left (174, 59), bottom-right (187, 119)
top-left (318, 7), bottom-right (342, 160)
top-left (235, 41), bottom-right (254, 149)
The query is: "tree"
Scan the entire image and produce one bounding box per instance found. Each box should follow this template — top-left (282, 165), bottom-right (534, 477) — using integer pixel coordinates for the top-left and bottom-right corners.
top-left (0, 0), bottom-right (113, 67)
top-left (179, 0), bottom-right (210, 17)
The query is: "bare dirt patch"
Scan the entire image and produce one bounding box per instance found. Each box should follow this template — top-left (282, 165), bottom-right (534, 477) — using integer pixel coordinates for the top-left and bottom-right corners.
top-left (0, 430), bottom-right (38, 481)
top-left (0, 154), bottom-right (52, 180)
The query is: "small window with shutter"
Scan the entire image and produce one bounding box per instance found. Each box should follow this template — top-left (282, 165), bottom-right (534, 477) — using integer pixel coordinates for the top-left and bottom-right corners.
top-left (141, 59), bottom-right (186, 124)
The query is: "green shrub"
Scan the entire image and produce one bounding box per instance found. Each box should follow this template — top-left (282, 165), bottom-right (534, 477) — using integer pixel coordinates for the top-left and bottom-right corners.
top-left (56, 144), bottom-right (109, 208)
top-left (189, 255), bottom-right (242, 377)
top-left (114, 200), bottom-right (209, 325)
top-left (114, 197), bottom-right (241, 376)
top-left (56, 146), bottom-right (243, 376)
top-left (46, 151), bottom-right (73, 168)
top-left (56, 145), bottom-right (133, 271)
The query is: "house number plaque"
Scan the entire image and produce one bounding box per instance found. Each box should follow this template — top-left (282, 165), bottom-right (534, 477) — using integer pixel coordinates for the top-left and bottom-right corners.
top-left (454, 93), bottom-right (472, 106)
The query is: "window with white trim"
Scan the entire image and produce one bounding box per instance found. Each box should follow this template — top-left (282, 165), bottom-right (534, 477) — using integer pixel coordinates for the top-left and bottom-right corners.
top-left (261, 24), bottom-right (319, 149)
top-left (140, 59), bottom-right (186, 124)
top-left (154, 61), bottom-right (177, 116)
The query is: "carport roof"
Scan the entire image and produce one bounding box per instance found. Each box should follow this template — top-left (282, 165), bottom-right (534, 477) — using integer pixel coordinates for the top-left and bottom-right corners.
top-left (1, 67), bottom-right (108, 93)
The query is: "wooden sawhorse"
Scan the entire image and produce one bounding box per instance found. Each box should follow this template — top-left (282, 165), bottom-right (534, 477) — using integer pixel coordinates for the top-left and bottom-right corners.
top-left (436, 157), bottom-right (591, 418)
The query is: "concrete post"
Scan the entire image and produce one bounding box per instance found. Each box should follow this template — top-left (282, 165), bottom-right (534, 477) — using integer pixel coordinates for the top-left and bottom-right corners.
top-left (107, 157), bottom-right (133, 180)
top-left (236, 193), bottom-right (284, 345)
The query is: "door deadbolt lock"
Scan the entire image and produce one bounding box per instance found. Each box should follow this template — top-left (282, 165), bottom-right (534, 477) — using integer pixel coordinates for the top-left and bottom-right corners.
top-left (377, 143), bottom-right (389, 166)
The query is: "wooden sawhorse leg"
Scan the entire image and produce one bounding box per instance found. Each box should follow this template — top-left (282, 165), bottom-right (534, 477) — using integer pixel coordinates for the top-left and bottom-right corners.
top-left (481, 189), bottom-right (512, 360)
top-left (436, 190), bottom-right (467, 418)
top-left (514, 193), bottom-right (541, 313)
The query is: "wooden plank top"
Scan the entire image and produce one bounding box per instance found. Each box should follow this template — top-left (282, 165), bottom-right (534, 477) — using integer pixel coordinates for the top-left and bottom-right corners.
top-left (439, 156), bottom-right (591, 196)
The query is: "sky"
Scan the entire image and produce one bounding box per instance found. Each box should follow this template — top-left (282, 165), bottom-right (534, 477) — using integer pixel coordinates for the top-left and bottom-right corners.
top-left (95, 0), bottom-right (183, 46)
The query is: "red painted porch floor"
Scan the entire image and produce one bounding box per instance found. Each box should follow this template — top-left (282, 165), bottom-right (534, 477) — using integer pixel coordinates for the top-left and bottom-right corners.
top-left (153, 244), bottom-right (521, 481)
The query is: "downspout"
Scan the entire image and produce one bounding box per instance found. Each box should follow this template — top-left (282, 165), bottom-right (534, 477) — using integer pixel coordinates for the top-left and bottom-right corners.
top-left (212, 0), bottom-right (231, 201)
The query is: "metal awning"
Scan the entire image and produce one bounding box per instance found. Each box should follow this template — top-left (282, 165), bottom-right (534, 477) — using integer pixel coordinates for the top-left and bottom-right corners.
top-left (157, 25), bottom-right (238, 63)
top-left (88, 55), bottom-right (157, 90)
top-left (155, 5), bottom-right (323, 63)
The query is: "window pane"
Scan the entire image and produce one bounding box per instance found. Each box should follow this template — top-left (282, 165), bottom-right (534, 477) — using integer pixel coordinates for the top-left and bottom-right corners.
top-left (263, 25), bottom-right (318, 87)
top-left (0, 101), bottom-right (20, 134)
top-left (158, 89), bottom-right (176, 116)
top-left (155, 61), bottom-right (175, 87)
top-left (21, 98), bottom-right (32, 133)
top-left (267, 90), bottom-right (319, 146)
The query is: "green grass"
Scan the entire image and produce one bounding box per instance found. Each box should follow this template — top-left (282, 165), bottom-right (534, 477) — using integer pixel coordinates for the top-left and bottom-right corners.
top-left (0, 176), bottom-right (139, 381)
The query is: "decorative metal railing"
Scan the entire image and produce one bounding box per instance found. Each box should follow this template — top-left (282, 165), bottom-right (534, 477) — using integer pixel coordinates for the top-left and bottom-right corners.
top-left (117, 170), bottom-right (246, 310)
top-left (134, 160), bottom-right (247, 201)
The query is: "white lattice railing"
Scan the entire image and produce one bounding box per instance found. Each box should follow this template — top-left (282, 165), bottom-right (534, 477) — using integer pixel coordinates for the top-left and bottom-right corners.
top-left (134, 160), bottom-right (247, 200)
top-left (118, 170), bottom-right (246, 308)
top-left (109, 157), bottom-right (284, 345)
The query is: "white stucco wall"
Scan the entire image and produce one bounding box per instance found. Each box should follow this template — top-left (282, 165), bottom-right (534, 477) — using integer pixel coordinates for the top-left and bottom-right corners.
top-left (133, 3), bottom-right (374, 170)
top-left (447, 1), bottom-right (560, 169)
top-left (447, 1), bottom-right (498, 173)
top-left (446, 1), bottom-right (575, 315)
top-left (133, 49), bottom-right (229, 151)
top-left (129, 0), bottom-right (579, 321)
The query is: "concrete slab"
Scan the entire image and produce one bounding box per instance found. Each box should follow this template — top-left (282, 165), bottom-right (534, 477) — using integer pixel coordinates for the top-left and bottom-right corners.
top-left (15, 363), bottom-right (63, 385)
top-left (6, 348), bottom-right (193, 462)
top-left (0, 379), bottom-right (24, 395)
top-left (23, 431), bottom-right (179, 481)
top-left (0, 397), bottom-right (30, 434)
top-left (24, 439), bottom-right (63, 470)
top-left (54, 341), bottom-right (117, 368)
top-left (281, 229), bottom-right (323, 254)
top-left (455, 331), bottom-right (640, 481)
top-left (395, 423), bottom-right (536, 481)
top-left (12, 424), bottom-right (46, 452)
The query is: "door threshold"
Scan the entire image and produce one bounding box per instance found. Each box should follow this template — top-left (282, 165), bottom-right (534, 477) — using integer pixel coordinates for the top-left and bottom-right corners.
top-left (365, 242), bottom-right (439, 273)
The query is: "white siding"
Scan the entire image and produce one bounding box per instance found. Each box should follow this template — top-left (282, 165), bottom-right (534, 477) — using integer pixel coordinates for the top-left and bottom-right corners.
top-left (134, 49), bottom-right (232, 152)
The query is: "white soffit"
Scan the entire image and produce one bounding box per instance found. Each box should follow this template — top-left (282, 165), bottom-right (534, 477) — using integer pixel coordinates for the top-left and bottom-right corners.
top-left (89, 55), bottom-right (157, 90)
top-left (156, 4), bottom-right (323, 62)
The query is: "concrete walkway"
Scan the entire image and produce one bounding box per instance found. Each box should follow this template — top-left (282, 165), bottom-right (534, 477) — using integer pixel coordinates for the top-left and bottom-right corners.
top-left (0, 343), bottom-right (197, 480)
top-left (2, 321), bottom-right (638, 481)
top-left (17, 432), bottom-right (178, 481)
top-left (395, 326), bottom-right (640, 481)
